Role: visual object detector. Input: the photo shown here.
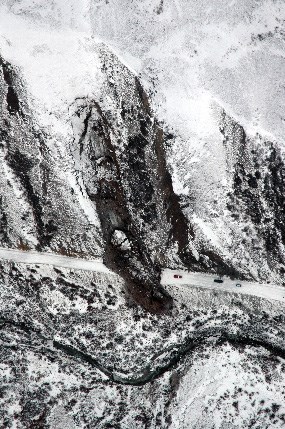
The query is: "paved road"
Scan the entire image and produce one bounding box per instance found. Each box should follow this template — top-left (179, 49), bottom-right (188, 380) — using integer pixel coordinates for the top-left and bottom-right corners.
top-left (0, 248), bottom-right (284, 303)
top-left (0, 248), bottom-right (111, 273)
top-left (161, 269), bottom-right (285, 304)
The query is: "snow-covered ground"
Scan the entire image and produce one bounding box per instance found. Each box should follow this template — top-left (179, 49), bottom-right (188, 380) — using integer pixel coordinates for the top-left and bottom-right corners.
top-left (1, 0), bottom-right (284, 151)
top-left (169, 342), bottom-right (285, 429)
top-left (1, 3), bottom-right (285, 427)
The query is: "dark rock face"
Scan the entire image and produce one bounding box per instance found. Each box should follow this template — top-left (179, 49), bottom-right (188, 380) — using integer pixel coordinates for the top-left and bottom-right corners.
top-left (0, 51), bottom-right (241, 313)
top-left (220, 111), bottom-right (285, 280)
top-left (72, 51), bottom-right (234, 311)
top-left (71, 90), bottom-right (176, 311)
top-left (0, 57), bottom-right (21, 115)
top-left (0, 56), bottom-right (47, 248)
top-left (69, 52), bottom-right (247, 310)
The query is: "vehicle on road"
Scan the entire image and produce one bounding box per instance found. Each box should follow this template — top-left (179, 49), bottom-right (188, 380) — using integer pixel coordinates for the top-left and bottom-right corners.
top-left (214, 277), bottom-right (224, 283)
top-left (174, 274), bottom-right (183, 279)
top-left (236, 283), bottom-right (242, 287)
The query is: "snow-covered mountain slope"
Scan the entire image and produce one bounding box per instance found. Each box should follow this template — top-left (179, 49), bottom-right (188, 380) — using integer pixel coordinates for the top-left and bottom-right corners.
top-left (0, 0), bottom-right (285, 287)
top-left (89, 0), bottom-right (285, 283)
top-left (90, 0), bottom-right (285, 141)
top-left (1, 2), bottom-right (285, 426)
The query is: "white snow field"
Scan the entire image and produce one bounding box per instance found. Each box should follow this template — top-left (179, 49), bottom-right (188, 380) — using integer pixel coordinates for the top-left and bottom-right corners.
top-left (0, 247), bottom-right (284, 304)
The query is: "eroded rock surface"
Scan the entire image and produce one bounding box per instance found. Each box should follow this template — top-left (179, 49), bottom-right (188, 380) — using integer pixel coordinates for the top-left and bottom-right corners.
top-left (0, 56), bottom-right (103, 257)
top-left (220, 110), bottom-right (285, 281)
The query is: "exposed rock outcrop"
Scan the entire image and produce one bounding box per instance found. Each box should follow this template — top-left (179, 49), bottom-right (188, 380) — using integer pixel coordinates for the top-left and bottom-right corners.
top-left (71, 50), bottom-right (233, 312)
top-left (2, 48), bottom-right (285, 309)
top-left (0, 55), bottom-right (102, 256)
top-left (220, 110), bottom-right (285, 281)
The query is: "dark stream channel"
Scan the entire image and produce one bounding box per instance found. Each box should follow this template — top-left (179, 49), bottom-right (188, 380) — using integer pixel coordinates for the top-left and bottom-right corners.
top-left (1, 318), bottom-right (285, 386)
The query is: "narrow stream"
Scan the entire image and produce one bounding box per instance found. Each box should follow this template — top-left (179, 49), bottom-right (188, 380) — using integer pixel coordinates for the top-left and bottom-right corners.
top-left (1, 317), bottom-right (284, 386)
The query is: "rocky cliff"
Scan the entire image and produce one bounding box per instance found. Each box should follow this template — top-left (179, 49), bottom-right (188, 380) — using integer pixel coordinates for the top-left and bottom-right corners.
top-left (0, 55), bottom-right (103, 257)
top-left (219, 110), bottom-right (285, 282)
